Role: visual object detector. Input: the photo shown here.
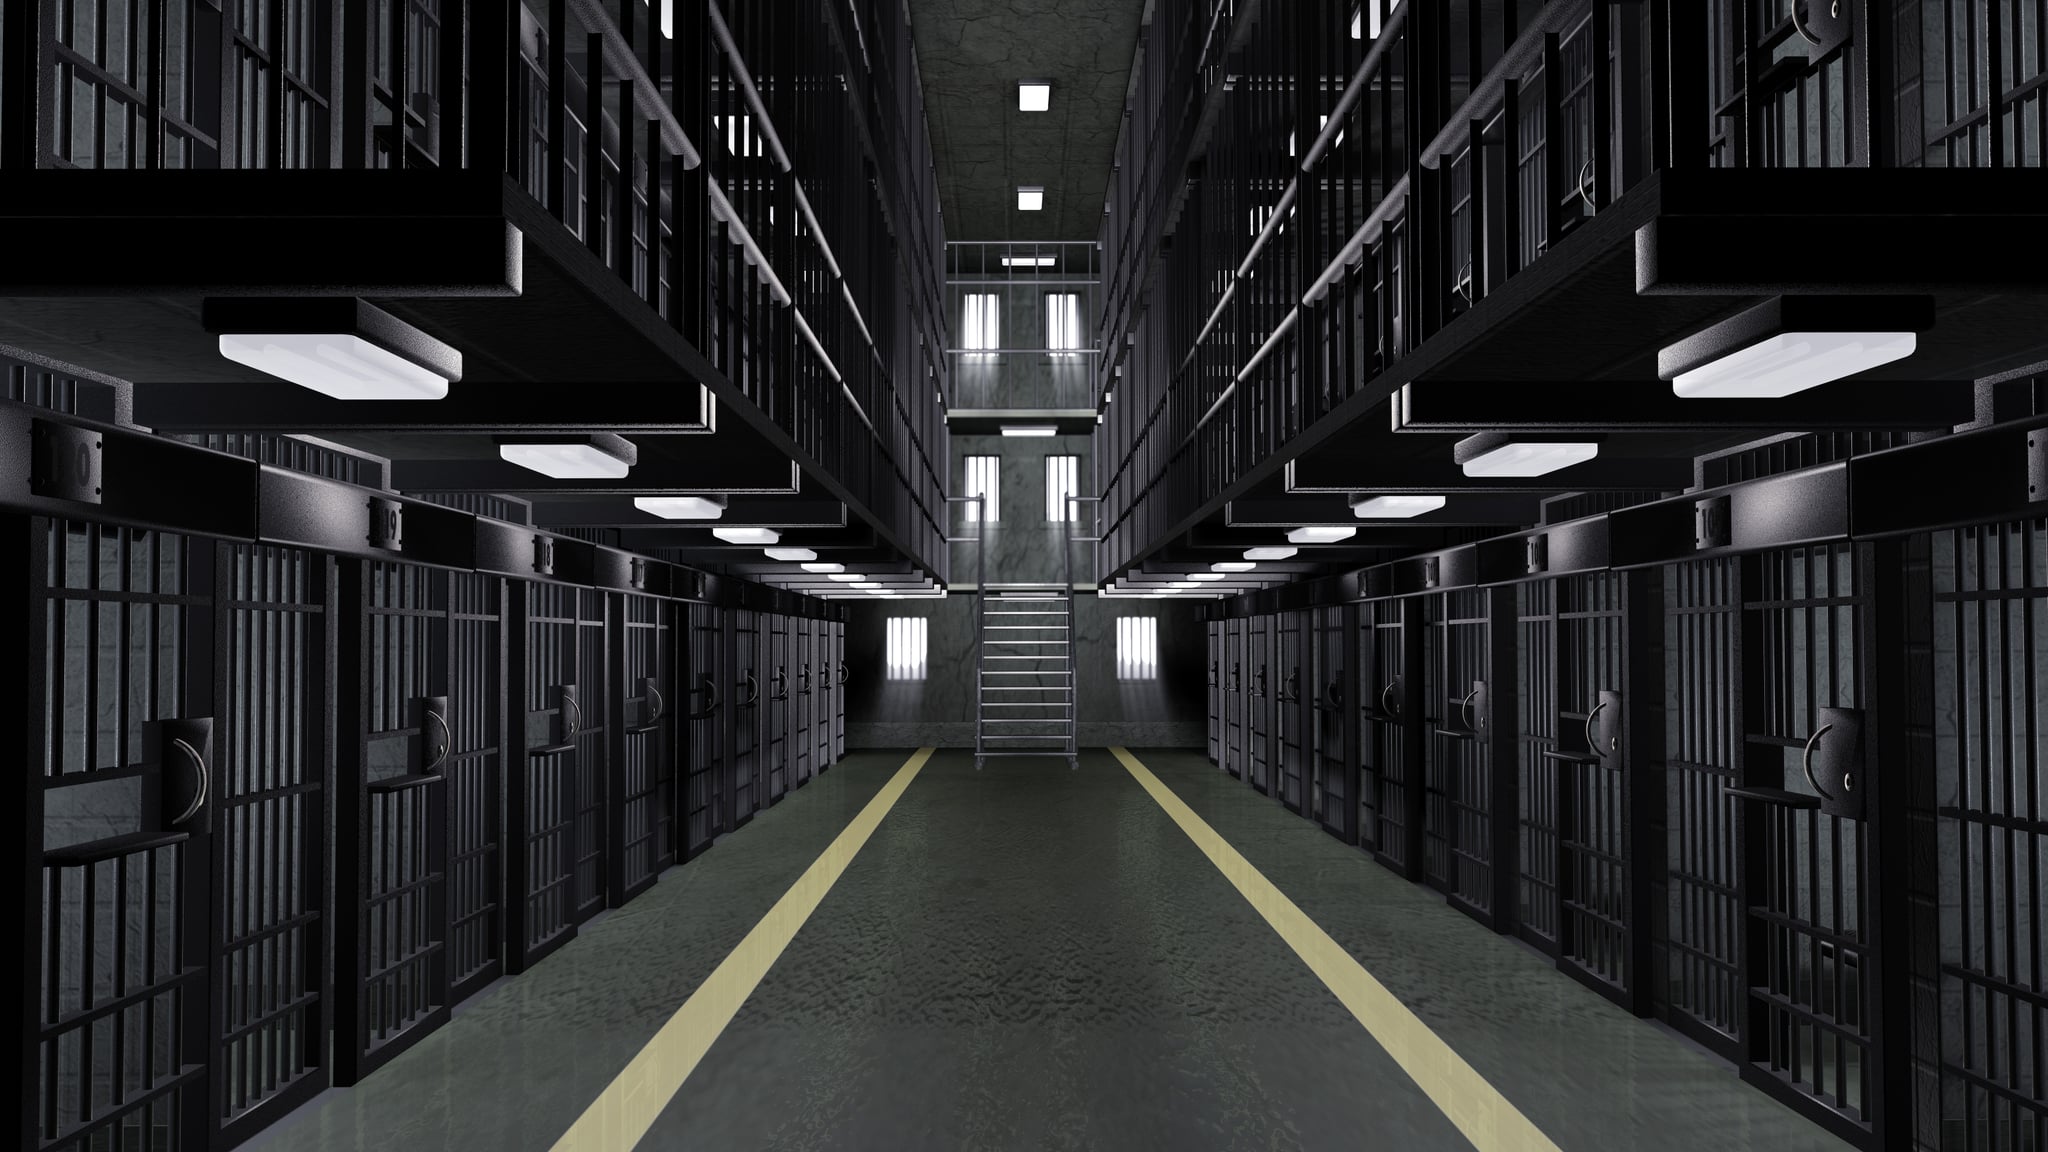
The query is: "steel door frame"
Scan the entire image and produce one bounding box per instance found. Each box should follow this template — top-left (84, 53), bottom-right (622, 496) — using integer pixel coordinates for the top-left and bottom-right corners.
top-left (1275, 610), bottom-right (1309, 813)
top-left (1246, 614), bottom-right (1274, 796)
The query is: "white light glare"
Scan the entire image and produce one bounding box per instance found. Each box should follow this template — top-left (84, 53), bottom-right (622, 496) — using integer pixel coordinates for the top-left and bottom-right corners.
top-left (711, 527), bottom-right (779, 544)
top-left (1001, 425), bottom-right (1058, 437)
top-left (1019, 82), bottom-right (1051, 111)
top-left (1212, 561), bottom-right (1256, 572)
top-left (633, 496), bottom-right (723, 520)
top-left (1673, 331), bottom-right (1917, 399)
top-left (497, 442), bottom-right (631, 480)
top-left (800, 561), bottom-right (845, 573)
top-left (827, 573), bottom-right (868, 582)
top-left (1245, 546), bottom-right (1297, 560)
top-left (1188, 573), bottom-right (1227, 581)
top-left (1353, 495), bottom-right (1447, 519)
top-left (218, 333), bottom-right (449, 400)
top-left (1288, 525), bottom-right (1358, 543)
top-left (1461, 441), bottom-right (1600, 478)
top-left (1000, 256), bottom-right (1057, 267)
top-left (1017, 187), bottom-right (1045, 211)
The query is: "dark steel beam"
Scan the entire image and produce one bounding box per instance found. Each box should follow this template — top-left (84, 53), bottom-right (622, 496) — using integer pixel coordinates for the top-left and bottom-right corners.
top-left (135, 380), bottom-right (715, 433)
top-left (1393, 379), bottom-right (1974, 432)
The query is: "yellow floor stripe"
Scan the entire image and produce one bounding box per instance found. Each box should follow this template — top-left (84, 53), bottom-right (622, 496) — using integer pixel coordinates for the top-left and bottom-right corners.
top-left (550, 748), bottom-right (936, 1152)
top-left (1110, 747), bottom-right (1563, 1152)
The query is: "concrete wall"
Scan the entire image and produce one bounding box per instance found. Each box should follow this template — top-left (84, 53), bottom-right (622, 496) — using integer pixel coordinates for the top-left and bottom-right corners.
top-left (948, 431), bottom-right (1095, 587)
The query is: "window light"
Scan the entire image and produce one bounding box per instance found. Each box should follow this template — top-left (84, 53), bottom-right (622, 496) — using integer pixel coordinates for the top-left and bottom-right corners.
top-left (1019, 81), bottom-right (1051, 111)
top-left (1018, 186), bottom-right (1045, 212)
top-left (1455, 434), bottom-right (1600, 478)
top-left (1288, 525), bottom-right (1357, 543)
top-left (1045, 455), bottom-right (1079, 522)
top-left (1002, 425), bottom-right (1058, 437)
top-left (801, 561), bottom-right (845, 573)
top-left (1245, 546), bottom-right (1297, 560)
top-left (496, 435), bottom-right (635, 480)
top-left (1352, 494), bottom-right (1447, 518)
top-left (961, 293), bottom-right (1001, 357)
top-left (1212, 561), bottom-right (1256, 572)
top-left (633, 495), bottom-right (724, 519)
top-left (1117, 616), bottom-right (1160, 679)
top-left (1001, 256), bottom-right (1057, 267)
top-left (218, 333), bottom-right (450, 400)
top-left (886, 616), bottom-right (928, 680)
top-left (765, 547), bottom-right (817, 561)
top-left (963, 455), bottom-right (1001, 523)
top-left (712, 526), bottom-right (779, 544)
top-left (1046, 293), bottom-right (1083, 355)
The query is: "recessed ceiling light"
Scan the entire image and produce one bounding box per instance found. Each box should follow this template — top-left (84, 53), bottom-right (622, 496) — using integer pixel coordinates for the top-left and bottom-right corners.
top-left (1017, 186), bottom-right (1045, 211)
top-left (712, 526), bottom-right (779, 544)
top-left (1212, 561), bottom-right (1256, 572)
top-left (1000, 256), bottom-right (1057, 267)
top-left (1001, 425), bottom-right (1058, 437)
top-left (1288, 526), bottom-right (1358, 543)
top-left (765, 547), bottom-right (817, 561)
top-left (633, 495), bottom-right (724, 520)
top-left (800, 561), bottom-right (845, 573)
top-left (1019, 81), bottom-right (1051, 111)
top-left (1455, 434), bottom-right (1600, 478)
top-left (1245, 546), bottom-right (1297, 560)
top-left (496, 435), bottom-right (635, 480)
top-left (1352, 494), bottom-right (1447, 519)
top-left (827, 572), bottom-right (867, 582)
top-left (1188, 573), bottom-right (1227, 581)
top-left (1658, 295), bottom-right (1930, 399)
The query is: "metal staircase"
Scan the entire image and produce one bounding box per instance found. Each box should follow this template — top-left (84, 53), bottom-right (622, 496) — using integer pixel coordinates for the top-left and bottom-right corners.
top-left (975, 582), bottom-right (1077, 769)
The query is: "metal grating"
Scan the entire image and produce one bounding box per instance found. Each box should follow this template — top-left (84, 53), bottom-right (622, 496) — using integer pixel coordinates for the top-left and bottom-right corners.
top-left (1517, 579), bottom-right (1561, 948)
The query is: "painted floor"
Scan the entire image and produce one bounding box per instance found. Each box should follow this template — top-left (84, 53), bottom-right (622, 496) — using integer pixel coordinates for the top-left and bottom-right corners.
top-left (248, 748), bottom-right (1855, 1152)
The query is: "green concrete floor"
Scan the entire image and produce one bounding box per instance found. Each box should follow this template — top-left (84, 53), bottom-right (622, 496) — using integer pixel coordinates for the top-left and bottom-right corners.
top-left (249, 748), bottom-right (1855, 1152)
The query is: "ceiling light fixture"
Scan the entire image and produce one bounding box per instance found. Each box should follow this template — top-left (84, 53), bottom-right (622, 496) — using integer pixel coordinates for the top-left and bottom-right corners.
top-left (1018, 81), bottom-right (1051, 111)
top-left (632, 495), bottom-right (725, 520)
top-left (1659, 295), bottom-right (1932, 400)
top-left (208, 298), bottom-right (460, 401)
top-left (1287, 525), bottom-right (1358, 543)
top-left (1212, 561), bottom-right (1256, 572)
top-left (800, 561), bottom-right (845, 573)
top-left (1169, 581), bottom-right (1199, 589)
top-left (827, 572), bottom-right (867, 582)
top-left (1244, 546), bottom-right (1297, 561)
top-left (1017, 186), bottom-right (1045, 212)
top-left (496, 434), bottom-right (636, 480)
top-left (765, 547), bottom-right (817, 562)
top-left (1188, 573), bottom-right (1227, 581)
top-left (712, 526), bottom-right (779, 544)
top-left (1454, 434), bottom-right (1600, 478)
top-left (1352, 494), bottom-right (1447, 519)
top-left (1001, 425), bottom-right (1058, 437)
top-left (1000, 256), bottom-right (1056, 268)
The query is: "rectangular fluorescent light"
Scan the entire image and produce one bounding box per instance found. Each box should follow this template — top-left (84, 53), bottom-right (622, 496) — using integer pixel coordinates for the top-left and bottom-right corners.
top-left (1188, 573), bottom-right (1227, 581)
top-left (497, 439), bottom-right (634, 480)
top-left (1002, 425), bottom-right (1058, 437)
top-left (1169, 581), bottom-right (1199, 589)
top-left (1019, 82), bottom-right (1051, 111)
top-left (1672, 332), bottom-right (1917, 399)
top-left (1017, 186), bottom-right (1045, 211)
top-left (1212, 561), bottom-right (1256, 572)
top-left (765, 547), bottom-right (817, 561)
top-left (218, 333), bottom-right (449, 400)
top-left (1245, 546), bottom-right (1297, 561)
top-left (1288, 526), bottom-right (1358, 543)
top-left (633, 496), bottom-right (724, 520)
top-left (800, 561), bottom-right (844, 573)
top-left (850, 581), bottom-right (881, 589)
top-left (1457, 437), bottom-right (1599, 478)
top-left (1001, 256), bottom-right (1057, 267)
top-left (712, 527), bottom-right (779, 544)
top-left (1353, 495), bottom-right (1447, 519)
top-left (827, 573), bottom-right (866, 582)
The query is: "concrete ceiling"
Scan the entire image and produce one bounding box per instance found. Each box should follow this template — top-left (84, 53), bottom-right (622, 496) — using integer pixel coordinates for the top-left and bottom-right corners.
top-left (907, 0), bottom-right (1148, 243)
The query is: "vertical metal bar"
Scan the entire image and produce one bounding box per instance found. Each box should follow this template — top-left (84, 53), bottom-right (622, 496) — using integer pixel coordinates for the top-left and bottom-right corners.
top-left (546, 0), bottom-right (565, 218)
top-left (1592, 0), bottom-right (1613, 205)
top-left (331, 557), bottom-right (367, 1084)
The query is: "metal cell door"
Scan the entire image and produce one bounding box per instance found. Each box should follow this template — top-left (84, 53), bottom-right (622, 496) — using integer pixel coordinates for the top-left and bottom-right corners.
top-left (830, 620), bottom-right (846, 761)
top-left (1275, 611), bottom-right (1308, 814)
top-left (1246, 614), bottom-right (1273, 796)
top-left (568, 589), bottom-right (609, 924)
top-left (791, 617), bottom-right (814, 788)
top-left (1663, 558), bottom-right (1743, 1059)
top-left (1312, 605), bottom-right (1353, 841)
top-left (813, 619), bottom-right (834, 773)
top-left (30, 519), bottom-right (214, 1151)
top-left (508, 581), bottom-right (583, 971)
top-left (213, 542), bottom-right (331, 1142)
top-left (764, 615), bottom-right (789, 803)
top-left (1207, 621), bottom-right (1222, 764)
top-left (1223, 619), bottom-right (1246, 779)
top-left (1737, 543), bottom-right (1877, 1141)
top-left (728, 609), bottom-right (761, 826)
top-left (612, 591), bottom-right (672, 904)
top-left (1425, 589), bottom-right (1514, 926)
top-left (336, 560), bottom-right (450, 1086)
top-left (444, 572), bottom-right (505, 1003)
top-left (1361, 598), bottom-right (1423, 877)
top-left (1516, 578), bottom-right (1561, 952)
top-left (683, 601), bottom-right (723, 856)
top-left (1931, 521), bottom-right (2047, 1152)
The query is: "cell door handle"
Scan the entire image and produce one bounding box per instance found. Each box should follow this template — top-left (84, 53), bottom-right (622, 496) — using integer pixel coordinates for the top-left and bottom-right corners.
top-left (838, 660), bottom-right (849, 686)
top-left (1327, 677), bottom-right (1344, 706)
top-left (1790, 0), bottom-right (1837, 46)
top-left (689, 673), bottom-right (720, 719)
top-left (1278, 669), bottom-right (1300, 703)
top-left (1380, 681), bottom-right (1398, 717)
top-left (1583, 699), bottom-right (1617, 755)
top-left (771, 669), bottom-right (788, 701)
top-left (1459, 686), bottom-right (1480, 731)
top-left (423, 709), bottom-right (451, 773)
top-left (646, 684), bottom-right (665, 724)
top-left (169, 737), bottom-right (209, 826)
top-left (740, 671), bottom-right (760, 707)
top-left (1577, 159), bottom-right (1597, 212)
top-left (561, 692), bottom-right (582, 736)
top-left (1802, 723), bottom-right (1837, 799)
